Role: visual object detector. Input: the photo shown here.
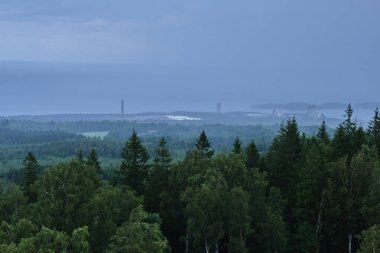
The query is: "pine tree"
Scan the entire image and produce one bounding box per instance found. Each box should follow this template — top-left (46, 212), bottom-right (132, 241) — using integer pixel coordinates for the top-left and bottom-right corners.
top-left (145, 137), bottom-right (172, 213)
top-left (245, 141), bottom-right (260, 169)
top-left (86, 149), bottom-right (101, 174)
top-left (232, 137), bottom-right (242, 154)
top-left (22, 152), bottom-right (39, 202)
top-left (196, 130), bottom-right (214, 158)
top-left (119, 130), bottom-right (150, 195)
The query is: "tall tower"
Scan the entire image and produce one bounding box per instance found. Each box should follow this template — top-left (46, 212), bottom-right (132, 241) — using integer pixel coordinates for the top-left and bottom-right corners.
top-left (217, 103), bottom-right (222, 113)
top-left (121, 99), bottom-right (124, 115)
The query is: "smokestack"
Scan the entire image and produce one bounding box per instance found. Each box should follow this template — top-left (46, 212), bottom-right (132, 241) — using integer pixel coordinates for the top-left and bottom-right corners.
top-left (121, 99), bottom-right (124, 115)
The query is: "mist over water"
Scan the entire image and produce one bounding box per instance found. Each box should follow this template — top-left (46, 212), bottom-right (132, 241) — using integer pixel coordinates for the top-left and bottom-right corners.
top-left (0, 62), bottom-right (379, 118)
top-left (0, 1), bottom-right (379, 118)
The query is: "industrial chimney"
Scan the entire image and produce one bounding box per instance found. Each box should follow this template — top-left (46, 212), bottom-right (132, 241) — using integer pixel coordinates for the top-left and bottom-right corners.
top-left (121, 99), bottom-right (124, 115)
top-left (217, 103), bottom-right (222, 113)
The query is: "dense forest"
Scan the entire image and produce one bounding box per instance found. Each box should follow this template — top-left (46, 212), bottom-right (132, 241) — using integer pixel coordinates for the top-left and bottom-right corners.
top-left (1, 105), bottom-right (380, 252)
top-left (0, 120), bottom-right (324, 181)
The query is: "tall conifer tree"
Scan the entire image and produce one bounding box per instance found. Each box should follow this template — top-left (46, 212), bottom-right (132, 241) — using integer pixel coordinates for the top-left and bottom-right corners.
top-left (145, 137), bottom-right (172, 213)
top-left (22, 152), bottom-right (39, 202)
top-left (245, 141), bottom-right (260, 169)
top-left (368, 107), bottom-right (380, 154)
top-left (196, 130), bottom-right (214, 158)
top-left (86, 149), bottom-right (101, 175)
top-left (317, 121), bottom-right (330, 145)
top-left (266, 117), bottom-right (302, 199)
top-left (119, 130), bottom-right (150, 195)
top-left (232, 137), bottom-right (242, 154)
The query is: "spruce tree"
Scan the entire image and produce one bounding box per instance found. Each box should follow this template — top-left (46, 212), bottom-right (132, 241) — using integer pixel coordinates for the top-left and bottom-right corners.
top-left (331, 105), bottom-right (366, 161)
top-left (232, 137), bottom-right (242, 154)
top-left (86, 149), bottom-right (101, 175)
top-left (119, 130), bottom-right (150, 195)
top-left (265, 117), bottom-right (302, 247)
top-left (317, 121), bottom-right (330, 144)
top-left (22, 152), bottom-right (39, 202)
top-left (77, 149), bottom-right (84, 163)
top-left (145, 137), bottom-right (173, 213)
top-left (343, 103), bottom-right (355, 133)
top-left (266, 117), bottom-right (302, 200)
top-left (195, 130), bottom-right (214, 158)
top-left (368, 107), bottom-right (380, 153)
top-left (245, 141), bottom-right (260, 169)
top-left (331, 124), bottom-right (347, 159)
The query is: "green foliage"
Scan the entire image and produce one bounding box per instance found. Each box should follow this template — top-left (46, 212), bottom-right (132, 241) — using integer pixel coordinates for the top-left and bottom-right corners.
top-left (368, 107), bottom-right (380, 155)
top-left (245, 140), bottom-right (260, 169)
top-left (145, 138), bottom-right (172, 213)
top-left (0, 182), bottom-right (26, 222)
top-left (183, 169), bottom-right (227, 252)
top-left (331, 104), bottom-right (367, 161)
top-left (27, 160), bottom-right (99, 233)
top-left (196, 130), bottom-right (214, 158)
top-left (0, 106), bottom-right (380, 253)
top-left (225, 187), bottom-right (251, 253)
top-left (85, 185), bottom-right (141, 252)
top-left (21, 152), bottom-right (39, 202)
top-left (108, 206), bottom-right (169, 253)
top-left (0, 219), bottom-right (90, 253)
top-left (317, 121), bottom-right (330, 145)
top-left (71, 226), bottom-right (90, 253)
top-left (358, 225), bottom-right (380, 253)
top-left (323, 145), bottom-right (380, 252)
top-left (232, 137), bottom-right (242, 154)
top-left (119, 130), bottom-right (150, 195)
top-left (86, 149), bottom-right (102, 175)
top-left (77, 149), bottom-right (84, 163)
top-left (266, 117), bottom-right (302, 201)
top-left (215, 153), bottom-right (248, 188)
top-left (245, 169), bottom-right (287, 253)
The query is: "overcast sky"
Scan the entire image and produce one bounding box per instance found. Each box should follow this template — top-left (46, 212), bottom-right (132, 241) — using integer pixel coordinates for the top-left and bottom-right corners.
top-left (0, 0), bottom-right (379, 114)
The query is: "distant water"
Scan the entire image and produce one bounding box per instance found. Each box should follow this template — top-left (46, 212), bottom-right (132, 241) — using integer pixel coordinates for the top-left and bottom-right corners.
top-left (0, 62), bottom-right (378, 120)
top-left (0, 62), bottom-right (255, 115)
top-left (254, 108), bottom-right (375, 126)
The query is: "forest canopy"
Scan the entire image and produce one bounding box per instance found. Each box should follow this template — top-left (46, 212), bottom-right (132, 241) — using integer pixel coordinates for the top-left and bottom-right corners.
top-left (0, 105), bottom-right (379, 252)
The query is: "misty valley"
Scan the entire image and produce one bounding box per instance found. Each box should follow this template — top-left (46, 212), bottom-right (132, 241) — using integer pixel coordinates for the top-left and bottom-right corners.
top-left (1, 0), bottom-right (379, 252)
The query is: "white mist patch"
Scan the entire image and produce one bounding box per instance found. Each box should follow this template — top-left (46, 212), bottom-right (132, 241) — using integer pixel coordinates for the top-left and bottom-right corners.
top-left (82, 131), bottom-right (109, 139)
top-left (165, 115), bottom-right (201, 121)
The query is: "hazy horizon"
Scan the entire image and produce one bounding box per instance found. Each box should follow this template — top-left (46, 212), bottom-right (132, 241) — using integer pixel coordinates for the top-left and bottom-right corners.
top-left (1, 1), bottom-right (379, 115)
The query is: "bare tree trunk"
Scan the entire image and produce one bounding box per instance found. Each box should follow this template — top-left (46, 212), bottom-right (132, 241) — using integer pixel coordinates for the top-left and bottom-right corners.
top-left (348, 233), bottom-right (352, 253)
top-left (315, 191), bottom-right (325, 253)
top-left (204, 238), bottom-right (210, 253)
top-left (240, 228), bottom-right (246, 250)
top-left (215, 243), bottom-right (219, 253)
top-left (372, 239), bottom-right (376, 253)
top-left (229, 235), bottom-right (231, 253)
top-left (186, 232), bottom-right (189, 253)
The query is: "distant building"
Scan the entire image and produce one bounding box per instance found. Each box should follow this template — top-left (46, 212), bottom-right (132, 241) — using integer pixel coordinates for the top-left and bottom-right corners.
top-left (307, 105), bottom-right (322, 119)
top-left (217, 103), bottom-right (222, 113)
top-left (271, 109), bottom-right (282, 118)
top-left (121, 99), bottom-right (124, 115)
